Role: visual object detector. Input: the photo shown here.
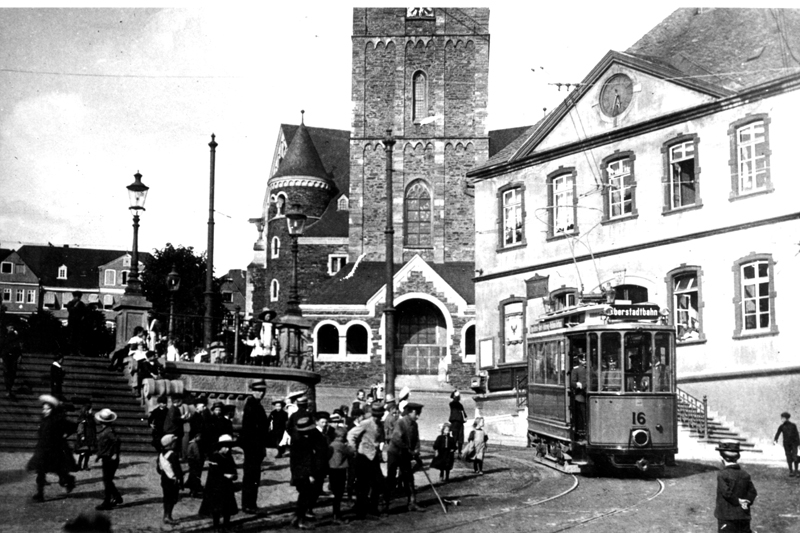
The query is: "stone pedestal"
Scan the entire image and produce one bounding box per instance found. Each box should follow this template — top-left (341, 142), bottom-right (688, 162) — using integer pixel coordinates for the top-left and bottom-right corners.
top-left (114, 294), bottom-right (152, 349)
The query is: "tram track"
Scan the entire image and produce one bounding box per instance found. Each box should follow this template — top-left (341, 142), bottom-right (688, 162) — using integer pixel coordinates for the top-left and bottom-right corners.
top-left (417, 452), bottom-right (665, 533)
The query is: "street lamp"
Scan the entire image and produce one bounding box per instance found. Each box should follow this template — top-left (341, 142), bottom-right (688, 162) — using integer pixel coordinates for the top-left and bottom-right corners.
top-left (125, 171), bottom-right (149, 295)
top-left (285, 204), bottom-right (307, 316)
top-left (167, 264), bottom-right (181, 339)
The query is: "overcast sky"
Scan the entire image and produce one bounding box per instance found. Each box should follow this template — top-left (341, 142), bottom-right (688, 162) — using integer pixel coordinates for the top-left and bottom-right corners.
top-left (0, 2), bottom-right (713, 273)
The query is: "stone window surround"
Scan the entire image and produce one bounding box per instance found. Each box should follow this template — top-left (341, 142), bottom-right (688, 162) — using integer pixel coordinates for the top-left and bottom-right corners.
top-left (661, 133), bottom-right (703, 215)
top-left (270, 279), bottom-right (279, 302)
top-left (600, 151), bottom-right (639, 224)
top-left (498, 295), bottom-right (526, 365)
top-left (271, 236), bottom-right (281, 259)
top-left (460, 320), bottom-right (477, 364)
top-left (313, 319), bottom-right (372, 363)
top-left (732, 252), bottom-right (778, 339)
top-left (546, 167), bottom-right (579, 241)
top-left (665, 264), bottom-right (706, 345)
top-left (728, 113), bottom-right (773, 201)
top-left (496, 181), bottom-right (526, 253)
top-left (412, 70), bottom-right (428, 123)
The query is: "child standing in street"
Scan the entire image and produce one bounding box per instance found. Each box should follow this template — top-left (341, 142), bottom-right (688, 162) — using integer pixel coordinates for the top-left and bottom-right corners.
top-left (94, 409), bottom-right (122, 511)
top-left (714, 439), bottom-right (757, 533)
top-left (328, 426), bottom-right (354, 524)
top-left (468, 417), bottom-right (488, 475)
top-left (431, 422), bottom-right (456, 482)
top-left (199, 434), bottom-right (239, 529)
top-left (157, 434), bottom-right (184, 525)
top-left (75, 400), bottom-right (97, 471)
top-left (185, 431), bottom-right (204, 497)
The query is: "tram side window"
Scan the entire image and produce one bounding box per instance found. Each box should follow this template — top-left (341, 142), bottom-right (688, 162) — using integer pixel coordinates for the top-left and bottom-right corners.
top-left (532, 342), bottom-right (546, 383)
top-left (545, 340), bottom-right (563, 385)
top-left (625, 332), bottom-right (653, 392)
top-left (568, 334), bottom-right (598, 391)
top-left (653, 332), bottom-right (672, 392)
top-left (600, 332), bottom-right (622, 392)
top-left (588, 333), bottom-right (599, 391)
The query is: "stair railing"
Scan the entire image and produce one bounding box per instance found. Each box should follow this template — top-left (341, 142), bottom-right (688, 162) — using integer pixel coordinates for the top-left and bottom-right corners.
top-left (676, 387), bottom-right (708, 438)
top-left (515, 373), bottom-right (528, 409)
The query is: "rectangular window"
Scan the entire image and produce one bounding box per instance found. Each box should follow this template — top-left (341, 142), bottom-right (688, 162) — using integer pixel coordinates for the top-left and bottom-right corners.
top-left (104, 269), bottom-right (116, 286)
top-left (502, 188), bottom-right (523, 247)
top-left (26, 289), bottom-right (35, 304)
top-left (2, 288), bottom-right (10, 301)
top-left (668, 141), bottom-right (696, 209)
top-left (221, 292), bottom-right (233, 303)
top-left (607, 158), bottom-right (634, 219)
top-left (57, 266), bottom-right (67, 279)
top-left (674, 274), bottom-right (700, 341)
top-left (121, 271), bottom-right (129, 285)
top-left (328, 254), bottom-right (347, 276)
top-left (15, 289), bottom-right (23, 303)
top-left (502, 300), bottom-right (524, 363)
top-left (737, 121), bottom-right (767, 194)
top-left (552, 174), bottom-right (575, 235)
top-left (741, 261), bottom-right (771, 332)
top-left (0, 262), bottom-right (11, 274)
top-left (15, 264), bottom-right (26, 274)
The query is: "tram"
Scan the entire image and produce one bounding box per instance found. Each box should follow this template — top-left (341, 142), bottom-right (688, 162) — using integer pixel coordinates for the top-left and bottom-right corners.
top-left (526, 300), bottom-right (677, 472)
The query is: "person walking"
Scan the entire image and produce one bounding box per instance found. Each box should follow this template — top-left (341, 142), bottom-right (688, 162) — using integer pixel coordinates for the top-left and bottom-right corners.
top-left (268, 398), bottom-right (289, 458)
top-left (347, 402), bottom-right (385, 519)
top-left (157, 434), bottom-right (183, 525)
top-left (773, 411), bottom-right (800, 476)
top-left (714, 439), bottom-right (757, 533)
top-left (75, 400), bottom-right (97, 471)
top-left (28, 394), bottom-right (76, 502)
top-left (468, 417), bottom-right (489, 475)
top-left (328, 426), bottom-right (354, 524)
top-left (448, 390), bottom-right (467, 458)
top-left (289, 415), bottom-right (328, 530)
top-left (199, 434), bottom-right (239, 529)
top-left (148, 395), bottom-right (168, 453)
top-left (1, 322), bottom-right (22, 399)
top-left (240, 395), bottom-right (269, 513)
top-left (50, 354), bottom-right (66, 399)
top-left (385, 402), bottom-right (424, 513)
top-left (94, 408), bottom-right (123, 511)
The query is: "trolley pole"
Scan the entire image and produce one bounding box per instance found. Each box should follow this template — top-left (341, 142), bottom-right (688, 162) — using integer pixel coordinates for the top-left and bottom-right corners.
top-left (204, 134), bottom-right (217, 350)
top-left (383, 129), bottom-right (397, 399)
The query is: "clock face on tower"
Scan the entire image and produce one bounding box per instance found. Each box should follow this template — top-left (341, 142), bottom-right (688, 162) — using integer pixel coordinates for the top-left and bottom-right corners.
top-left (599, 74), bottom-right (634, 117)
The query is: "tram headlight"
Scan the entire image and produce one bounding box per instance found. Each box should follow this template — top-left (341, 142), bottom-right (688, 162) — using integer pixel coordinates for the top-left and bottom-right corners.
top-left (631, 429), bottom-right (650, 447)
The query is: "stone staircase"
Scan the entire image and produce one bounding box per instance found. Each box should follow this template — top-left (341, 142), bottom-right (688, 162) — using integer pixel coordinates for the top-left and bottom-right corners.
top-left (677, 388), bottom-right (761, 453)
top-left (0, 352), bottom-right (153, 453)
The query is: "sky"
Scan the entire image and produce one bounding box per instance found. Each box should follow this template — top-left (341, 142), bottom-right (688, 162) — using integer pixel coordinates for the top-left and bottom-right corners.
top-left (0, 2), bottom-right (718, 273)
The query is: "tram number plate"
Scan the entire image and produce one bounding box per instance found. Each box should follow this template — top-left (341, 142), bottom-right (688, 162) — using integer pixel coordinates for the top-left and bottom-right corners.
top-left (632, 412), bottom-right (646, 425)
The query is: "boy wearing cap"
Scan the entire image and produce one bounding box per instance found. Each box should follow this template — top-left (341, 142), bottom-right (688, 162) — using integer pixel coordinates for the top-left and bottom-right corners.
top-left (148, 395), bottom-right (168, 452)
top-left (347, 401), bottom-right (386, 519)
top-left (386, 402), bottom-right (424, 513)
top-left (715, 439), bottom-right (757, 533)
top-left (163, 393), bottom-right (186, 457)
top-left (773, 412), bottom-right (800, 476)
top-left (268, 398), bottom-right (289, 458)
top-left (95, 408), bottom-right (123, 511)
top-left (290, 415), bottom-right (328, 530)
top-left (28, 394), bottom-right (76, 502)
top-left (157, 434), bottom-right (183, 524)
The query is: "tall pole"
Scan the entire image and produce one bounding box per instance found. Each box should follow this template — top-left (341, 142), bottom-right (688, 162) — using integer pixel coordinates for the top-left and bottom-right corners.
top-left (126, 212), bottom-right (142, 295)
top-left (288, 235), bottom-right (300, 315)
top-left (168, 292), bottom-right (175, 339)
top-left (383, 130), bottom-right (397, 398)
top-left (204, 134), bottom-right (217, 349)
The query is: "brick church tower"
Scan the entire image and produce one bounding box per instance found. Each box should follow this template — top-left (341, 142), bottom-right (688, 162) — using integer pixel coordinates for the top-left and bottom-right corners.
top-left (348, 7), bottom-right (489, 264)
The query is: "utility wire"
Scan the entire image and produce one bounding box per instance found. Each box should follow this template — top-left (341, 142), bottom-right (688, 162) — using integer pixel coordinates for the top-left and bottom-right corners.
top-left (0, 67), bottom-right (239, 79)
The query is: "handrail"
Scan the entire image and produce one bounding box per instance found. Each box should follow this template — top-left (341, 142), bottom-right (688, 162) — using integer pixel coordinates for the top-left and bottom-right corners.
top-left (676, 387), bottom-right (708, 438)
top-left (515, 373), bottom-right (528, 408)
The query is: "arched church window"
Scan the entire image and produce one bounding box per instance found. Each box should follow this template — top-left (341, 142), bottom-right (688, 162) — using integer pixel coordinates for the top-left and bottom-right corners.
top-left (317, 324), bottom-right (339, 355)
top-left (413, 71), bottom-right (428, 122)
top-left (271, 236), bottom-right (281, 259)
top-left (276, 194), bottom-right (286, 216)
top-left (270, 279), bottom-right (280, 302)
top-left (404, 181), bottom-right (432, 247)
top-left (346, 324), bottom-right (369, 354)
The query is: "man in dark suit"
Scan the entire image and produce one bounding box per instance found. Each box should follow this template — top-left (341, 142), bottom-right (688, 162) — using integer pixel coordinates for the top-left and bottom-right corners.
top-left (162, 393), bottom-right (186, 457)
top-left (148, 395), bottom-right (168, 452)
top-left (773, 411), bottom-right (800, 476)
top-left (65, 291), bottom-right (86, 356)
top-left (569, 352), bottom-right (588, 440)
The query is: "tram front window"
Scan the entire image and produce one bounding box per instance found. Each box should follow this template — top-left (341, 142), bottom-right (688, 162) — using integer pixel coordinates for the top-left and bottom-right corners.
top-left (653, 332), bottom-right (672, 392)
top-left (600, 332), bottom-right (623, 391)
top-left (624, 332), bottom-right (653, 392)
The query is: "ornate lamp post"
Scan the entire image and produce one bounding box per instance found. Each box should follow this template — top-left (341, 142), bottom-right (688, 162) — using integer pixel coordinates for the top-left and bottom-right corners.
top-left (383, 130), bottom-right (397, 398)
top-left (125, 171), bottom-right (149, 296)
top-left (167, 264), bottom-right (181, 339)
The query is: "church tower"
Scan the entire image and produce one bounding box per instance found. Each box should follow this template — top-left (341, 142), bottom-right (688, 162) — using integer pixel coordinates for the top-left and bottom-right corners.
top-left (348, 8), bottom-right (490, 264)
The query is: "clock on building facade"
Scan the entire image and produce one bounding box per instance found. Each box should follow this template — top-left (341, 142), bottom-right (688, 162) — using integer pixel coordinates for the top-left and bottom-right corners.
top-left (599, 73), bottom-right (634, 117)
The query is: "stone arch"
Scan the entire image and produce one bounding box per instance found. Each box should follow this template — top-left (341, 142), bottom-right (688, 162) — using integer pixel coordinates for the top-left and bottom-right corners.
top-left (313, 320), bottom-right (340, 356)
top-left (380, 292), bottom-right (455, 364)
top-left (460, 320), bottom-right (477, 363)
top-left (345, 321), bottom-right (371, 355)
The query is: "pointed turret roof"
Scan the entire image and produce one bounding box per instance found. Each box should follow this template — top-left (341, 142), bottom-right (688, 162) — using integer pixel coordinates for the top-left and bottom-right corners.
top-left (271, 113), bottom-right (331, 183)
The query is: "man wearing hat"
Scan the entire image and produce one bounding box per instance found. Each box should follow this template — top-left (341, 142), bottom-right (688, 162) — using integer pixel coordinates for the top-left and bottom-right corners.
top-left (382, 394), bottom-right (399, 442)
top-left (287, 394), bottom-right (310, 439)
top-left (65, 290), bottom-right (86, 356)
top-left (347, 401), bottom-right (386, 519)
top-left (28, 394), bottom-right (76, 502)
top-left (94, 408), bottom-right (123, 510)
top-left (714, 439), bottom-right (757, 533)
top-left (290, 415), bottom-right (328, 530)
top-left (385, 402), bottom-right (424, 513)
top-left (148, 395), bottom-right (169, 452)
top-left (448, 390), bottom-right (468, 458)
top-left (773, 411), bottom-right (800, 476)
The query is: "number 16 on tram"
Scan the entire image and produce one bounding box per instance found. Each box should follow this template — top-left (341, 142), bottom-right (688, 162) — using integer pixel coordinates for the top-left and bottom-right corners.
top-left (526, 303), bottom-right (678, 472)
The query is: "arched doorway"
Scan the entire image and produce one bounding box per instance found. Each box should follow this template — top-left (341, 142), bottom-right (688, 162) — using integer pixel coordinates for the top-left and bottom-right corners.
top-left (395, 298), bottom-right (446, 375)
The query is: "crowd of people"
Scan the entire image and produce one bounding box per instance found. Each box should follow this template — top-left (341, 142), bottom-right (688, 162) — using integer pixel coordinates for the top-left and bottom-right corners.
top-left (26, 383), bottom-right (489, 531)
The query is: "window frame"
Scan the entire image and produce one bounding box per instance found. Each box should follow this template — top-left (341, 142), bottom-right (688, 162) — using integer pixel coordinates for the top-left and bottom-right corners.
top-left (26, 289), bottom-right (35, 304)
top-left (271, 236), bottom-right (281, 259)
top-left (15, 289), bottom-right (23, 303)
top-left (732, 253), bottom-right (778, 339)
top-left (270, 279), bottom-right (280, 302)
top-left (728, 114), bottom-right (773, 200)
top-left (497, 182), bottom-right (526, 251)
top-left (404, 180), bottom-right (433, 248)
top-left (601, 151), bottom-right (638, 224)
top-left (1, 262), bottom-right (12, 274)
top-left (665, 265), bottom-right (706, 344)
top-left (498, 296), bottom-right (526, 365)
top-left (104, 269), bottom-right (116, 286)
top-left (15, 264), bottom-right (26, 274)
top-left (2, 288), bottom-right (10, 302)
top-left (57, 265), bottom-right (68, 280)
top-left (546, 167), bottom-right (578, 241)
top-left (662, 133), bottom-right (702, 215)
top-left (337, 195), bottom-right (349, 211)
top-left (549, 286), bottom-right (578, 312)
top-left (328, 254), bottom-right (347, 276)
top-left (412, 70), bottom-right (428, 123)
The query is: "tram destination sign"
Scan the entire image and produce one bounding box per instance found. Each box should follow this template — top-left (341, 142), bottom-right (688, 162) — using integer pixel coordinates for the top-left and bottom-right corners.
top-left (604, 304), bottom-right (661, 320)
